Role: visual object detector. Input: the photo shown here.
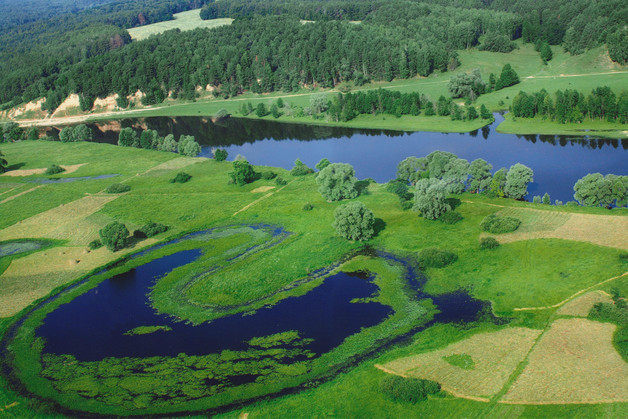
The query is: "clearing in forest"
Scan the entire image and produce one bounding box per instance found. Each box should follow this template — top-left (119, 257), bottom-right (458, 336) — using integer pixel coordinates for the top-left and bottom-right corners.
top-left (556, 290), bottom-right (613, 317)
top-left (502, 318), bottom-right (628, 404)
top-left (127, 9), bottom-right (233, 41)
top-left (488, 208), bottom-right (628, 250)
top-left (379, 327), bottom-right (540, 399)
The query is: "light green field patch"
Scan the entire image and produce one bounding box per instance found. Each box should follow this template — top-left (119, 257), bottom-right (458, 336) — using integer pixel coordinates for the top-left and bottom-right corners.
top-left (495, 207), bottom-right (570, 234)
top-left (382, 327), bottom-right (540, 399)
top-left (127, 10), bottom-right (233, 41)
top-left (443, 353), bottom-right (475, 370)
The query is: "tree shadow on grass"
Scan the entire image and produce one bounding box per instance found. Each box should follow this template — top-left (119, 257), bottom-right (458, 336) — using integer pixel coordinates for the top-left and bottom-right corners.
top-left (7, 162), bottom-right (25, 171)
top-left (446, 197), bottom-right (461, 210)
top-left (355, 180), bottom-right (371, 196)
top-left (372, 218), bottom-right (386, 238)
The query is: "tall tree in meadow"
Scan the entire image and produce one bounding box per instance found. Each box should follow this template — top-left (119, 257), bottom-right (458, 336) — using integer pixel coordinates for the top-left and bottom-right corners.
top-left (504, 163), bottom-right (534, 200)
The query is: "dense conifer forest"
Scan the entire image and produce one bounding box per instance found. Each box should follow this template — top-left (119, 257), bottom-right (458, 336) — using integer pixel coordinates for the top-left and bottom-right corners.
top-left (0, 0), bottom-right (626, 113)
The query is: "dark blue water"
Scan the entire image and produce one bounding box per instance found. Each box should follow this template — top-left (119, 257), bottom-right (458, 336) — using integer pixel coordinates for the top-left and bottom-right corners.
top-left (28, 174), bottom-right (119, 184)
top-left (205, 115), bottom-right (626, 203)
top-left (69, 114), bottom-right (627, 203)
top-left (37, 249), bottom-right (392, 362)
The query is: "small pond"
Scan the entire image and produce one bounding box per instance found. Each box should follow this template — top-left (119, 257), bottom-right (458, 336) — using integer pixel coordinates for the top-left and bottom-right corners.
top-left (44, 114), bottom-right (627, 203)
top-left (27, 174), bottom-right (119, 184)
top-left (0, 240), bottom-right (49, 257)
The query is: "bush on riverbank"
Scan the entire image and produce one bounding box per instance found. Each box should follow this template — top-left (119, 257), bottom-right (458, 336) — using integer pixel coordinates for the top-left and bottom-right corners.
top-left (380, 375), bottom-right (441, 403)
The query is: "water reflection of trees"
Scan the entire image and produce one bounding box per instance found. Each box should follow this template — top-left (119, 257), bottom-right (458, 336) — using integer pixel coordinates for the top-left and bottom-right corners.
top-left (517, 134), bottom-right (627, 150)
top-left (77, 117), bottom-right (408, 146)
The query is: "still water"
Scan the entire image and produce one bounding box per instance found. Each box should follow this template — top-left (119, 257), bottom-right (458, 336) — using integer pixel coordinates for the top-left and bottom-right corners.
top-left (47, 114), bottom-right (627, 203)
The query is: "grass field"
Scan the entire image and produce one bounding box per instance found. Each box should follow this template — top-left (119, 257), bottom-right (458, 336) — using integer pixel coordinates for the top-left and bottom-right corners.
top-left (0, 141), bottom-right (626, 416)
top-left (381, 327), bottom-right (541, 399)
top-left (127, 9), bottom-right (232, 41)
top-left (503, 318), bottom-right (628, 404)
top-left (557, 291), bottom-right (613, 317)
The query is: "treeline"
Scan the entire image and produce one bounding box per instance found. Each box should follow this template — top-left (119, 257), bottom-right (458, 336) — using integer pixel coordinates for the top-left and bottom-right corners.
top-left (326, 90), bottom-right (493, 122)
top-left (200, 0), bottom-right (382, 21)
top-left (0, 0), bottom-right (117, 30)
top-left (511, 87), bottom-right (628, 124)
top-left (0, 0), bottom-right (212, 105)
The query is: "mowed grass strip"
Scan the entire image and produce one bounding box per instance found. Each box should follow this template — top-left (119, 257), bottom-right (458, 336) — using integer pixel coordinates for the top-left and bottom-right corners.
top-left (494, 212), bottom-right (628, 250)
top-left (381, 327), bottom-right (541, 399)
top-left (0, 195), bottom-right (119, 243)
top-left (502, 318), bottom-right (628, 404)
top-left (556, 290), bottom-right (614, 317)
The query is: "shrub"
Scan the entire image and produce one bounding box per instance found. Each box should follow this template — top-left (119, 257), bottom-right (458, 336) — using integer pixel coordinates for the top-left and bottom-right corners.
top-left (45, 164), bottom-right (65, 175)
top-left (261, 171), bottom-right (277, 180)
top-left (479, 237), bottom-right (500, 250)
top-left (316, 158), bottom-right (331, 171)
top-left (480, 214), bottom-right (521, 234)
top-left (438, 211), bottom-right (462, 224)
top-left (99, 222), bottom-right (129, 252)
top-left (303, 203), bottom-right (314, 211)
top-left (139, 222), bottom-right (168, 238)
top-left (290, 158), bottom-right (314, 176)
top-left (275, 176), bottom-right (287, 186)
top-left (333, 201), bottom-right (375, 241)
top-left (386, 179), bottom-right (409, 197)
top-left (214, 149), bottom-right (228, 161)
top-left (229, 160), bottom-right (258, 186)
top-left (417, 248), bottom-right (458, 269)
top-left (170, 172), bottom-right (192, 183)
top-left (88, 239), bottom-right (103, 250)
top-left (379, 375), bottom-right (441, 403)
top-left (105, 183), bottom-right (131, 193)
top-left (133, 230), bottom-right (147, 240)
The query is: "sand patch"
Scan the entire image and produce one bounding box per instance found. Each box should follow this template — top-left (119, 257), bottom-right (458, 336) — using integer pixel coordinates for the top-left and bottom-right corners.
top-left (557, 290), bottom-right (613, 317)
top-left (0, 240), bottom-right (158, 317)
top-left (51, 94), bottom-right (81, 118)
top-left (7, 98), bottom-right (46, 118)
top-left (380, 328), bottom-right (541, 399)
top-left (0, 195), bottom-right (118, 241)
top-left (492, 211), bottom-right (628, 250)
top-left (1, 163), bottom-right (86, 177)
top-left (502, 318), bottom-right (628, 404)
top-left (92, 94), bottom-right (119, 112)
top-left (251, 186), bottom-right (276, 193)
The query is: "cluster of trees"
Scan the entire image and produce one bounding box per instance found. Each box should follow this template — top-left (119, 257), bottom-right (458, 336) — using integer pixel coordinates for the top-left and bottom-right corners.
top-left (97, 220), bottom-right (169, 251)
top-left (394, 151), bottom-right (533, 219)
top-left (447, 64), bottom-right (519, 102)
top-left (573, 173), bottom-right (628, 207)
top-left (1, 123), bottom-right (25, 143)
top-left (59, 124), bottom-right (93, 142)
top-left (511, 86), bottom-right (628, 124)
top-left (118, 128), bottom-right (201, 156)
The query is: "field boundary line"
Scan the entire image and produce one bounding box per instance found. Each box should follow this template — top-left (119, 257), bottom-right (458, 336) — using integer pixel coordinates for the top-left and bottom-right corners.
top-left (461, 200), bottom-right (505, 208)
top-left (525, 71), bottom-right (628, 79)
top-left (499, 398), bottom-right (628, 405)
top-left (232, 180), bottom-right (295, 216)
top-left (374, 364), bottom-right (491, 403)
top-left (0, 185), bottom-right (44, 204)
top-left (0, 186), bottom-right (21, 197)
top-left (513, 271), bottom-right (628, 311)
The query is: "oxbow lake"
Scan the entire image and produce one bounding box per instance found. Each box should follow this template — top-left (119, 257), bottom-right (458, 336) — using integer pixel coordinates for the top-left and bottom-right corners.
top-left (46, 114), bottom-right (628, 203)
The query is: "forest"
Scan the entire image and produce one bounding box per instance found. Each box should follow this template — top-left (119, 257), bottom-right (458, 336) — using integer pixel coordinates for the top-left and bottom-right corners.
top-left (0, 0), bottom-right (626, 113)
